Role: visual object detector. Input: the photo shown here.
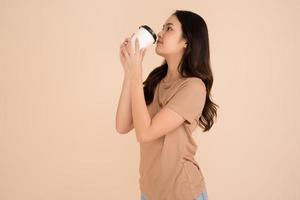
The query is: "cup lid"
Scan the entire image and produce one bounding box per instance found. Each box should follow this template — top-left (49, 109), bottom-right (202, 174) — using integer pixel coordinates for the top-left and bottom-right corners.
top-left (139, 25), bottom-right (157, 44)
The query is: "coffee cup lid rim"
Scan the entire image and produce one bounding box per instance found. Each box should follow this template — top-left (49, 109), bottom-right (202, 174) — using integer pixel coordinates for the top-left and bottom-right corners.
top-left (139, 25), bottom-right (157, 44)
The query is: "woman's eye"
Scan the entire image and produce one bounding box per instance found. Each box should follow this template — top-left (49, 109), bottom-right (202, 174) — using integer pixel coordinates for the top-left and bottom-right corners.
top-left (161, 27), bottom-right (171, 31)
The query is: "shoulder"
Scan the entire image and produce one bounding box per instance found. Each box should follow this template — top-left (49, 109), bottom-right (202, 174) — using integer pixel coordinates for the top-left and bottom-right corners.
top-left (181, 77), bottom-right (206, 91)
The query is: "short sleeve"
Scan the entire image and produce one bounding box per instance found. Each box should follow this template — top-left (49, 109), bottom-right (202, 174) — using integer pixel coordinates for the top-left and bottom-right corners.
top-left (164, 78), bottom-right (206, 125)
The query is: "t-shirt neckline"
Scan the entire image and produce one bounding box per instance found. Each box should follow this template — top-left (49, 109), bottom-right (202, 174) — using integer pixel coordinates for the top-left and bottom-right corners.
top-left (160, 76), bottom-right (184, 89)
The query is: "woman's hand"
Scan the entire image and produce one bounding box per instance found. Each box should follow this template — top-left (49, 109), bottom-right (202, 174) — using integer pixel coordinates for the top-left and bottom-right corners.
top-left (119, 34), bottom-right (147, 80)
top-left (119, 33), bottom-right (134, 75)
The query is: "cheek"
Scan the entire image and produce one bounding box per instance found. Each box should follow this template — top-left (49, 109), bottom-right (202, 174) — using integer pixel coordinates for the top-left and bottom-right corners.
top-left (163, 42), bottom-right (181, 53)
top-left (158, 40), bottom-right (174, 48)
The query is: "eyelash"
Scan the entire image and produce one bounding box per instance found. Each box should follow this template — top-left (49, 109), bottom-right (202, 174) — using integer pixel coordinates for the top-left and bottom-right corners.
top-left (161, 27), bottom-right (171, 31)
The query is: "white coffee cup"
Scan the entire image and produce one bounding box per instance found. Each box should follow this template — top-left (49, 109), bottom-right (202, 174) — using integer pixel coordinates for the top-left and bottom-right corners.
top-left (130, 25), bottom-right (157, 53)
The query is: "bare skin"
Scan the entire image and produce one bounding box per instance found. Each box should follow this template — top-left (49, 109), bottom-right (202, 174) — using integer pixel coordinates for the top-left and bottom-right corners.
top-left (155, 15), bottom-right (188, 82)
top-left (115, 34), bottom-right (135, 134)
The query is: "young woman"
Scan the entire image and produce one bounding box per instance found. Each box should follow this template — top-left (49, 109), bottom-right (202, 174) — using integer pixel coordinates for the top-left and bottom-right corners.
top-left (116, 10), bottom-right (218, 200)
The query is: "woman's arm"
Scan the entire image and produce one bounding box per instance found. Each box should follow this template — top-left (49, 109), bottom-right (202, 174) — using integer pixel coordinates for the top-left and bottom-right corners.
top-left (115, 74), bottom-right (134, 134)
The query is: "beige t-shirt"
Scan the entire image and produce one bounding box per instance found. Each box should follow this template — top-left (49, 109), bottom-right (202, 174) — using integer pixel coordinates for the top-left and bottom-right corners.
top-left (139, 77), bottom-right (207, 200)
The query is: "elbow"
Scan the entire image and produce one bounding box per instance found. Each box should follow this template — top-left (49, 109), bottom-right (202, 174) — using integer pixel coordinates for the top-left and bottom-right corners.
top-left (115, 125), bottom-right (129, 134)
top-left (136, 131), bottom-right (147, 143)
top-left (115, 119), bottom-right (129, 134)
top-left (137, 136), bottom-right (144, 143)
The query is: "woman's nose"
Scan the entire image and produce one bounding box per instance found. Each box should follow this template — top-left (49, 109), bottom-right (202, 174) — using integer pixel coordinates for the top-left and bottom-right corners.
top-left (157, 32), bottom-right (163, 40)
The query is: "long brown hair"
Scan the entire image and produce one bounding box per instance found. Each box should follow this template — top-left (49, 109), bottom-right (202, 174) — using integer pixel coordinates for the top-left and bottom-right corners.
top-left (143, 10), bottom-right (218, 132)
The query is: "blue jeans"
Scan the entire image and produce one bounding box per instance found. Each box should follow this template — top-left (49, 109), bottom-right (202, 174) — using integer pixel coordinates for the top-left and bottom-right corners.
top-left (195, 190), bottom-right (208, 200)
top-left (140, 190), bottom-right (208, 200)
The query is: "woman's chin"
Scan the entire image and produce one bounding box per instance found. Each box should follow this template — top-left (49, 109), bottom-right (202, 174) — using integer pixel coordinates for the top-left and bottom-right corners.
top-left (154, 49), bottom-right (162, 56)
top-left (155, 46), bottom-right (163, 55)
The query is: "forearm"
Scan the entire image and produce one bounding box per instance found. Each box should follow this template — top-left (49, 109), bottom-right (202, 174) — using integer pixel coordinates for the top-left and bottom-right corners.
top-left (115, 75), bottom-right (133, 132)
top-left (130, 76), bottom-right (151, 142)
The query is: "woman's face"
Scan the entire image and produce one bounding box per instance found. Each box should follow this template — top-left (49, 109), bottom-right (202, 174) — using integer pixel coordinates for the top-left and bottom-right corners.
top-left (155, 15), bottom-right (187, 57)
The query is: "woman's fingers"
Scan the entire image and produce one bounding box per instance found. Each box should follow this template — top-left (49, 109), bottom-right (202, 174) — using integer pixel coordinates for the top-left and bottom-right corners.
top-left (120, 37), bottom-right (130, 48)
top-left (121, 45), bottom-right (130, 59)
top-left (126, 38), bottom-right (132, 55)
top-left (120, 34), bottom-right (134, 58)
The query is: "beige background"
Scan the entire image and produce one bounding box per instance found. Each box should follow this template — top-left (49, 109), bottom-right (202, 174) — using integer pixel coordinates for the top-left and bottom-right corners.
top-left (0, 0), bottom-right (299, 199)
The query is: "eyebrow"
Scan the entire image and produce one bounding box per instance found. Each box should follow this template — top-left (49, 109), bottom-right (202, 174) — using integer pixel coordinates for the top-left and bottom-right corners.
top-left (162, 22), bottom-right (174, 27)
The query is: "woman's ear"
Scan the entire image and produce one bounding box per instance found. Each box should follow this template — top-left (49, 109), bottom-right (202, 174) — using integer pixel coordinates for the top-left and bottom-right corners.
top-left (183, 38), bottom-right (188, 47)
top-left (184, 42), bottom-right (188, 48)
